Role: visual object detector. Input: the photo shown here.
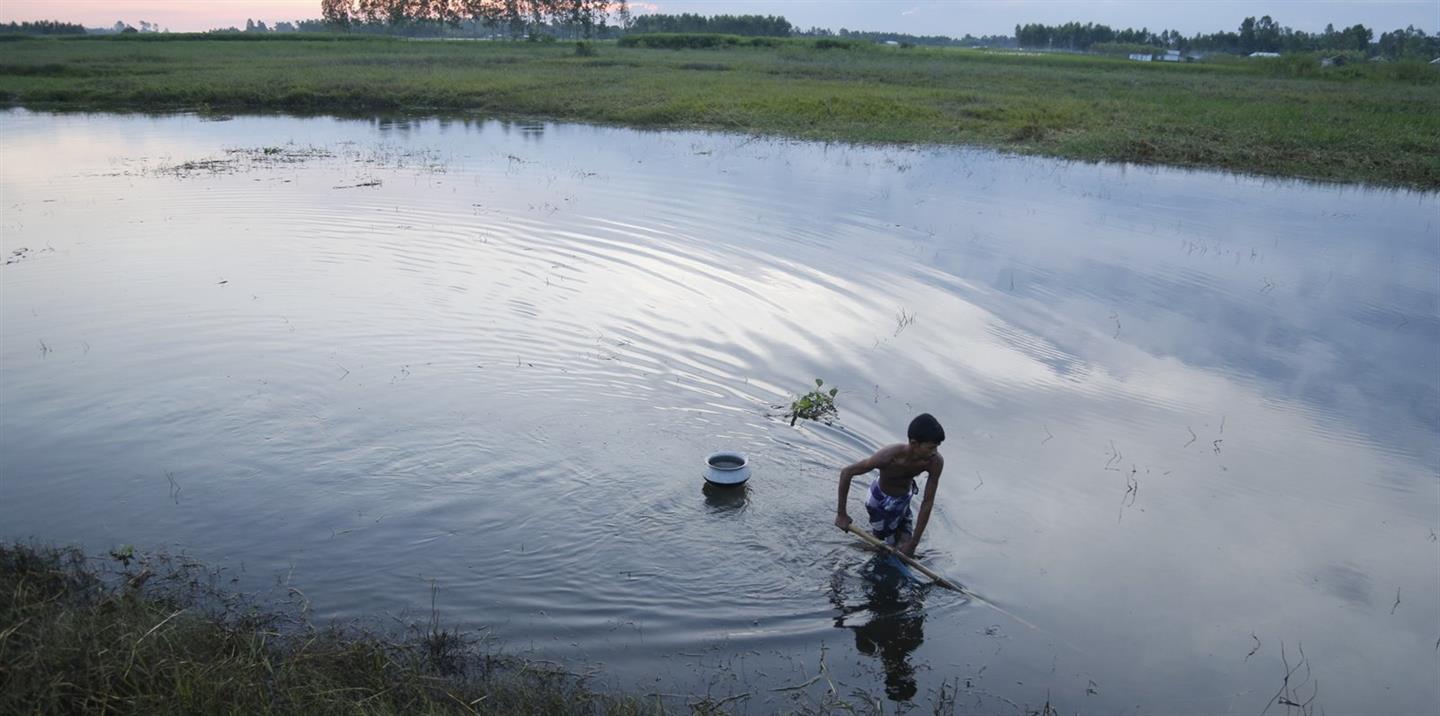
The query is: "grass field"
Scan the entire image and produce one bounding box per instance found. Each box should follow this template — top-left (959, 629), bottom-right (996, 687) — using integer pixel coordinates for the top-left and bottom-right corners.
top-left (1, 34), bottom-right (1437, 189)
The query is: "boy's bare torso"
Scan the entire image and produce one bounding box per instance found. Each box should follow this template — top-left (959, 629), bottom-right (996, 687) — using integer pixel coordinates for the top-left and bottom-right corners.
top-left (875, 445), bottom-right (940, 496)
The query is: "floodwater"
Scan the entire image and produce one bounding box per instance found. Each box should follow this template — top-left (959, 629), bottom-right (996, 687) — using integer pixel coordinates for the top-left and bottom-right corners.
top-left (2, 109), bottom-right (1436, 714)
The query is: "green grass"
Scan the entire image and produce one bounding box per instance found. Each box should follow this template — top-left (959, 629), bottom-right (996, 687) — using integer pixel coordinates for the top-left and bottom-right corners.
top-left (0, 542), bottom-right (682, 715)
top-left (1, 34), bottom-right (1437, 188)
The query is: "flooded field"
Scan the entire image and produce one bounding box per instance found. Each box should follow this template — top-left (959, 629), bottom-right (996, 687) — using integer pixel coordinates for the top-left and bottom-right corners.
top-left (1, 109), bottom-right (1436, 714)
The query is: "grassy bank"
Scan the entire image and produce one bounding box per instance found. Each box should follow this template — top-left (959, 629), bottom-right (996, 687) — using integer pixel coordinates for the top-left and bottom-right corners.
top-left (0, 542), bottom-right (674, 715)
top-left (0, 34), bottom-right (1437, 188)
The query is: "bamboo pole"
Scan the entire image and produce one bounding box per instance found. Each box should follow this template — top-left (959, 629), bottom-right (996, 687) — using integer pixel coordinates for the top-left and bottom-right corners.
top-left (844, 523), bottom-right (963, 592)
top-left (844, 523), bottom-right (1057, 639)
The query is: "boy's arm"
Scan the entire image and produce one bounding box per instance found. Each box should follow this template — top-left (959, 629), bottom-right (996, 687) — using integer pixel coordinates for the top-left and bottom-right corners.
top-left (835, 446), bottom-right (895, 530)
top-left (899, 454), bottom-right (944, 556)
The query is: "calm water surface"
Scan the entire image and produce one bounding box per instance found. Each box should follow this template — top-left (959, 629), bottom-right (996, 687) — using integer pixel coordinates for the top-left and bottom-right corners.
top-left (2, 109), bottom-right (1436, 714)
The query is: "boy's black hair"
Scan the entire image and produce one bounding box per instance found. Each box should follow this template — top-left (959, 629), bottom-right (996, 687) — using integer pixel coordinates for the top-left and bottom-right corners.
top-left (907, 413), bottom-right (945, 444)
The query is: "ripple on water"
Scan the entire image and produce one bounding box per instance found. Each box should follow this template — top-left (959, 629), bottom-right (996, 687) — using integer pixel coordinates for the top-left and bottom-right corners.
top-left (2, 110), bottom-right (1438, 716)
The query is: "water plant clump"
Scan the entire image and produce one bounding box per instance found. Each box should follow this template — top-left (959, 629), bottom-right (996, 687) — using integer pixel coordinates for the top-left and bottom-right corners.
top-left (788, 378), bottom-right (840, 426)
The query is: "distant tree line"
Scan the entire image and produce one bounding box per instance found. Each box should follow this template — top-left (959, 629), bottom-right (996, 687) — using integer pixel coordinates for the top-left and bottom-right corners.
top-left (2, 20), bottom-right (87, 35)
top-left (240, 19), bottom-right (333, 33)
top-left (1372, 26), bottom-right (1437, 59)
top-left (1015, 22), bottom-right (1166, 51)
top-left (795, 26), bottom-right (1014, 48)
top-left (627, 13), bottom-right (790, 37)
top-left (318, 0), bottom-right (623, 38)
top-left (1016, 16), bottom-right (1438, 58)
top-left (7, 19), bottom-right (178, 34)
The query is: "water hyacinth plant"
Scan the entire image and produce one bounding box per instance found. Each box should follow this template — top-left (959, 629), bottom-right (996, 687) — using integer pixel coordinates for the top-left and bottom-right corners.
top-left (788, 378), bottom-right (839, 426)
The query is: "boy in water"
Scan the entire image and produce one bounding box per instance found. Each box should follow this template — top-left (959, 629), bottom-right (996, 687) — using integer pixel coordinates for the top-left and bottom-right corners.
top-left (834, 414), bottom-right (945, 557)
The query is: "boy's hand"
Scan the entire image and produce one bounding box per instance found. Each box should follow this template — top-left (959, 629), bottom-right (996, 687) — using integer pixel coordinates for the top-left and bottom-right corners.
top-left (834, 513), bottom-right (852, 531)
top-left (897, 538), bottom-right (917, 557)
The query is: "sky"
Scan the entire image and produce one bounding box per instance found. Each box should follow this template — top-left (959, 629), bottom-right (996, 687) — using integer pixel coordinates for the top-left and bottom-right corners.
top-left (2, 0), bottom-right (1434, 36)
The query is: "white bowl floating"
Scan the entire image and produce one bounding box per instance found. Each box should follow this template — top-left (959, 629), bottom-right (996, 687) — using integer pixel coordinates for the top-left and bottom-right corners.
top-left (703, 451), bottom-right (751, 486)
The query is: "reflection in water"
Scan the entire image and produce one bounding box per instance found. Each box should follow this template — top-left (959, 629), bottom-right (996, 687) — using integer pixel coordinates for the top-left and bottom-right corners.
top-left (701, 482), bottom-right (748, 513)
top-left (830, 557), bottom-right (929, 701)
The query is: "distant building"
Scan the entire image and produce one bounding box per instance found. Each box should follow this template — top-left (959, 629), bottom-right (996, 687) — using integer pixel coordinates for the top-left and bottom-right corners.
top-left (1320, 55), bottom-right (1347, 67)
top-left (1160, 50), bottom-right (1182, 62)
top-left (1128, 53), bottom-right (1153, 62)
top-left (1248, 51), bottom-right (1280, 58)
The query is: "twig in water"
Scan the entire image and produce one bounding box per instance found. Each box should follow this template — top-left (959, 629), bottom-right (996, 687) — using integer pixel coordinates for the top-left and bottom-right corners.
top-left (1185, 426), bottom-right (1197, 448)
top-left (135, 608), bottom-right (186, 645)
top-left (126, 568), bottom-right (153, 591)
top-left (974, 470), bottom-right (984, 491)
top-left (1247, 632), bottom-right (1262, 662)
top-left (894, 307), bottom-right (916, 337)
top-left (1041, 424), bottom-right (1053, 445)
top-left (166, 471), bottom-right (181, 504)
top-left (288, 587), bottom-right (313, 628)
top-left (1035, 694), bottom-right (1059, 716)
top-left (771, 674), bottom-right (821, 692)
top-left (1390, 587), bottom-right (1400, 615)
top-left (1213, 439), bottom-right (1224, 455)
top-left (818, 645), bottom-right (836, 697)
top-left (336, 363), bottom-right (350, 381)
top-left (1118, 471), bottom-right (1138, 523)
top-left (1261, 641), bottom-right (1318, 716)
top-left (442, 689), bottom-right (480, 716)
top-left (704, 692), bottom-right (751, 709)
top-left (770, 646), bottom-right (835, 696)
top-left (1104, 441), bottom-right (1122, 471)
top-left (1260, 643), bottom-right (1297, 716)
top-left (1220, 415), bottom-right (1226, 434)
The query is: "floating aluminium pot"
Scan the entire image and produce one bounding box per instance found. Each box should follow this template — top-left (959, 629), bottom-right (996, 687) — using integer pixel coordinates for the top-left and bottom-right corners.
top-left (703, 451), bottom-right (751, 486)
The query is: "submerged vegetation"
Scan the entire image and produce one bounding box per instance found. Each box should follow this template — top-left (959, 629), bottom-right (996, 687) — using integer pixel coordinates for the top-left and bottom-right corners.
top-left (0, 34), bottom-right (1436, 187)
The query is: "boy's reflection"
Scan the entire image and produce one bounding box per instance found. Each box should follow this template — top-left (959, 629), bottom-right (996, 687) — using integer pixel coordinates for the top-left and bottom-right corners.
top-left (830, 555), bottom-right (928, 701)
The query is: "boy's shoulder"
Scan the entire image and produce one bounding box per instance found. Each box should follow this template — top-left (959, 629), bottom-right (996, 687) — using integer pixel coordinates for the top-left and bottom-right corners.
top-left (876, 443), bottom-right (908, 460)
